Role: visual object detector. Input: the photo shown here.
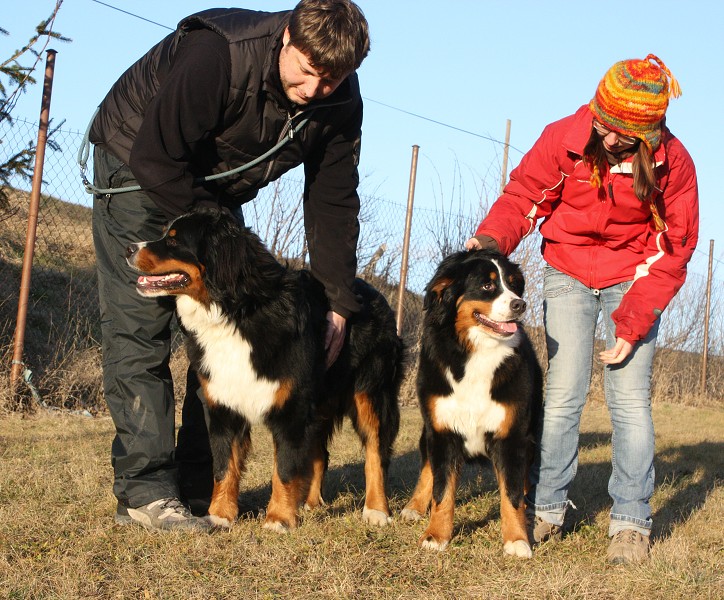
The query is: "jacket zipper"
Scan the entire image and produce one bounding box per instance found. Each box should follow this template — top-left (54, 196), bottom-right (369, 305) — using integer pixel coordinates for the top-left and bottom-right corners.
top-left (261, 110), bottom-right (300, 183)
top-left (261, 95), bottom-right (352, 183)
top-left (590, 170), bottom-right (614, 287)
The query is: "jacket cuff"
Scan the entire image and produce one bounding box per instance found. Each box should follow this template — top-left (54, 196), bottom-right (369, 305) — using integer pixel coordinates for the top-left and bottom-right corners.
top-left (329, 289), bottom-right (362, 319)
top-left (329, 304), bottom-right (353, 319)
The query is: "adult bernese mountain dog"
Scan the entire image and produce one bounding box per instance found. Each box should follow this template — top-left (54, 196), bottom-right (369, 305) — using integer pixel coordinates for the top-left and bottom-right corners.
top-left (400, 250), bottom-right (542, 558)
top-left (125, 208), bottom-right (402, 532)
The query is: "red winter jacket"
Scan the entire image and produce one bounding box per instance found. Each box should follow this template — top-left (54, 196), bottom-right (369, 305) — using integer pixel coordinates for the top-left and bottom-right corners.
top-left (474, 105), bottom-right (699, 344)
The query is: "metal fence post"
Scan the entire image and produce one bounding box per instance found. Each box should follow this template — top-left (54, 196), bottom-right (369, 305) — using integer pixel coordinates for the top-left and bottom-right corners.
top-left (9, 49), bottom-right (57, 395)
top-left (395, 145), bottom-right (419, 337)
top-left (700, 239), bottom-right (714, 396)
top-left (499, 119), bottom-right (511, 196)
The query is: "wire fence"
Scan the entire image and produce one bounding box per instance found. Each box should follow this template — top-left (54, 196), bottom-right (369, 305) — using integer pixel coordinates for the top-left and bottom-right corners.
top-left (1, 117), bottom-right (722, 408)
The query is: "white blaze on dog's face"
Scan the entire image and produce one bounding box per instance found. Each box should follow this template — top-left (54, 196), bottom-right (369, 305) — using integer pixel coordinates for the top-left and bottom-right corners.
top-left (487, 258), bottom-right (525, 321)
top-left (455, 257), bottom-right (527, 345)
top-left (124, 216), bottom-right (209, 305)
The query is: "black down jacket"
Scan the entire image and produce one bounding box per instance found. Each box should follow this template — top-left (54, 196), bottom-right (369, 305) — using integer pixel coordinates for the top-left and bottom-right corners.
top-left (90, 8), bottom-right (364, 317)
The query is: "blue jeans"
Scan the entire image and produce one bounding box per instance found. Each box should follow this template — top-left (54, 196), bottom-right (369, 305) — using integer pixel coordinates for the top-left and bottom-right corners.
top-left (528, 266), bottom-right (658, 537)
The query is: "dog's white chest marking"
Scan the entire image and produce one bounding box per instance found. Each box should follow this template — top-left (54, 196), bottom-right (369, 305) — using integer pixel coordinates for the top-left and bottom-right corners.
top-left (435, 332), bottom-right (517, 457)
top-left (176, 297), bottom-right (279, 424)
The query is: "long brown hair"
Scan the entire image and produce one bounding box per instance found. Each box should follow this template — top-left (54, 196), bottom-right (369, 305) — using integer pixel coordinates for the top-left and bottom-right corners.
top-left (583, 131), bottom-right (657, 203)
top-left (583, 129), bottom-right (665, 230)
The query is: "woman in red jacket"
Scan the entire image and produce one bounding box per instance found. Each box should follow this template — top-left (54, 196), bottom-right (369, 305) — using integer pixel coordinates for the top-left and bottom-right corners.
top-left (467, 55), bottom-right (698, 564)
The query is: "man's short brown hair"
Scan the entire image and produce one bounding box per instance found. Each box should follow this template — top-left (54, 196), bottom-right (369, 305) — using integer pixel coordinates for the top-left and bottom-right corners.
top-left (288, 0), bottom-right (370, 80)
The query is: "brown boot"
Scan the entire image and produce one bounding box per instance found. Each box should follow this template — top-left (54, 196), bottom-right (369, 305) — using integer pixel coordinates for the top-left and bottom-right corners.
top-left (606, 529), bottom-right (650, 565)
top-left (527, 514), bottom-right (562, 545)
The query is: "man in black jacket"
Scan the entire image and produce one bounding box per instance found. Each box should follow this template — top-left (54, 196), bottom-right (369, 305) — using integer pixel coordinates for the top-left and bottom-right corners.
top-left (90, 0), bottom-right (369, 531)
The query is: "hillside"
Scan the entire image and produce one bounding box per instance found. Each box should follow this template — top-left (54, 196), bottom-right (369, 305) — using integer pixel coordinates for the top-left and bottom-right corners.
top-left (1, 186), bottom-right (721, 413)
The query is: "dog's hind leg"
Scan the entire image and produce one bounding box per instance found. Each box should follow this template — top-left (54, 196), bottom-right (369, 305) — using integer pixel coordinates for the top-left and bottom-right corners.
top-left (351, 391), bottom-right (399, 526)
top-left (401, 430), bottom-right (433, 521)
top-left (304, 438), bottom-right (329, 510)
top-left (207, 410), bottom-right (251, 529)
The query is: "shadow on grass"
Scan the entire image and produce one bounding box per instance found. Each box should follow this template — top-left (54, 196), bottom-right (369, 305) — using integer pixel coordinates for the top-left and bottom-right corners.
top-left (651, 441), bottom-right (723, 538)
top-left (236, 448), bottom-right (515, 533)
top-left (233, 432), bottom-right (722, 545)
top-left (548, 432), bottom-right (723, 542)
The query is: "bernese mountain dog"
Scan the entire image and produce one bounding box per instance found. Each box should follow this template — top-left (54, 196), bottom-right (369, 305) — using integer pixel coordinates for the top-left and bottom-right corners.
top-left (400, 250), bottom-right (542, 558)
top-left (125, 208), bottom-right (402, 532)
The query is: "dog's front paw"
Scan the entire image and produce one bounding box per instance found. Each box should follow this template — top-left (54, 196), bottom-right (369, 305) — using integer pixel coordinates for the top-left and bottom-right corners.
top-left (419, 532), bottom-right (449, 551)
top-left (504, 539), bottom-right (533, 559)
top-left (362, 507), bottom-right (392, 527)
top-left (303, 497), bottom-right (326, 511)
top-left (400, 507), bottom-right (423, 522)
top-left (206, 514), bottom-right (234, 529)
top-left (262, 519), bottom-right (292, 533)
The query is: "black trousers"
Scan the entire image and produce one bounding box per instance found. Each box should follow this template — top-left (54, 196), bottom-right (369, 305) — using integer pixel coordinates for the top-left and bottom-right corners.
top-left (92, 147), bottom-right (212, 509)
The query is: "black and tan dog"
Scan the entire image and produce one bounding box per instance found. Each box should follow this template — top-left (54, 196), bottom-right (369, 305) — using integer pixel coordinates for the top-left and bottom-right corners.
top-left (401, 250), bottom-right (542, 557)
top-left (126, 208), bottom-right (402, 532)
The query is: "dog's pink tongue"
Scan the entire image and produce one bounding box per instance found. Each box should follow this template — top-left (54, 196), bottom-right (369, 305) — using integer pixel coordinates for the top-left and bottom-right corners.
top-left (498, 321), bottom-right (518, 334)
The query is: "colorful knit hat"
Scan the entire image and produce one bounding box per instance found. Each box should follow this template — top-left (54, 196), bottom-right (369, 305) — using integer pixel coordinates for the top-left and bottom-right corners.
top-left (589, 54), bottom-right (681, 151)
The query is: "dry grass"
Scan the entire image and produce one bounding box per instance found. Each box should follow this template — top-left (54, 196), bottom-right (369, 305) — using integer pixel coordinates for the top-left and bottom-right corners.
top-left (2, 186), bottom-right (723, 413)
top-left (0, 402), bottom-right (721, 600)
top-left (1, 185), bottom-right (722, 596)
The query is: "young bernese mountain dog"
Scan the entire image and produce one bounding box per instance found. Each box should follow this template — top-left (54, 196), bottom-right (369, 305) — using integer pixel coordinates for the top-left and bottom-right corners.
top-left (400, 250), bottom-right (542, 558)
top-left (125, 208), bottom-right (402, 532)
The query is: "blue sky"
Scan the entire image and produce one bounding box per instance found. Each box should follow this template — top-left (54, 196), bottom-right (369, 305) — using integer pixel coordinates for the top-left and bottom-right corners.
top-left (4, 0), bottom-right (723, 278)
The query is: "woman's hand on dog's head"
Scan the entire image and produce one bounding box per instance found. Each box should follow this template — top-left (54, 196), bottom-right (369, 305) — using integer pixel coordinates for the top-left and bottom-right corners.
top-left (465, 235), bottom-right (500, 252)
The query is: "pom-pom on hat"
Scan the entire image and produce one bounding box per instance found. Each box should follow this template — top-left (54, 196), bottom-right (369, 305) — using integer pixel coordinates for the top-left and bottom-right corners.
top-left (589, 54), bottom-right (681, 151)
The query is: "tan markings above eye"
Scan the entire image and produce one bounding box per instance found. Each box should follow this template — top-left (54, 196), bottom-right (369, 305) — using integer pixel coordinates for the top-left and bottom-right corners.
top-left (168, 229), bottom-right (176, 237)
top-left (489, 271), bottom-right (498, 280)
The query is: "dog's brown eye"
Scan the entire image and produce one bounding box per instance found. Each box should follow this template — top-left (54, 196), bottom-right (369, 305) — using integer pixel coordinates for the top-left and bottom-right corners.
top-left (167, 238), bottom-right (177, 247)
top-left (482, 282), bottom-right (496, 291)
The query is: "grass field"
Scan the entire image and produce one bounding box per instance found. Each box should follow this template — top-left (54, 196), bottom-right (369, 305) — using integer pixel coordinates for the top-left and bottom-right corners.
top-left (0, 402), bottom-right (721, 599)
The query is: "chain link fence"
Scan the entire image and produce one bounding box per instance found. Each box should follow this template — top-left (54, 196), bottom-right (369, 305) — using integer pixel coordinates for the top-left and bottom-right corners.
top-left (1, 117), bottom-right (722, 410)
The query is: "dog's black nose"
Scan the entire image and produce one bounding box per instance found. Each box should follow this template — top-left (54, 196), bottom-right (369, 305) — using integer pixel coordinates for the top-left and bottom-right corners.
top-left (510, 298), bottom-right (526, 314)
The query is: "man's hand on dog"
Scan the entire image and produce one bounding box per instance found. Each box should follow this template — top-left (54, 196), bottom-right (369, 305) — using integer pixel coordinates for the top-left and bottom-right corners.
top-left (325, 311), bottom-right (346, 367)
top-left (465, 235), bottom-right (500, 252)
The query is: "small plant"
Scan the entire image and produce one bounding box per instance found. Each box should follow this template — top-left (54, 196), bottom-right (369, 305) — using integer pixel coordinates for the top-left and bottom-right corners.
top-left (0, 1), bottom-right (70, 211)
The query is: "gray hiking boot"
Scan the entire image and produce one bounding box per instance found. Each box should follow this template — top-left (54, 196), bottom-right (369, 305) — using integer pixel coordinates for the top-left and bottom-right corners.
top-left (606, 529), bottom-right (650, 565)
top-left (115, 498), bottom-right (213, 532)
top-left (528, 514), bottom-right (562, 545)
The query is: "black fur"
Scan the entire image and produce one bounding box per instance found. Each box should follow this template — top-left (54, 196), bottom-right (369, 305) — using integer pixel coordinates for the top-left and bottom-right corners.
top-left (403, 250), bottom-right (543, 555)
top-left (126, 208), bottom-right (403, 529)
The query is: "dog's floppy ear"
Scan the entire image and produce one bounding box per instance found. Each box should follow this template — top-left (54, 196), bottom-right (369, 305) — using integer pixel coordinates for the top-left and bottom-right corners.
top-left (423, 275), bottom-right (454, 311)
top-left (201, 213), bottom-right (245, 296)
top-left (200, 211), bottom-right (285, 310)
top-left (423, 251), bottom-right (468, 312)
